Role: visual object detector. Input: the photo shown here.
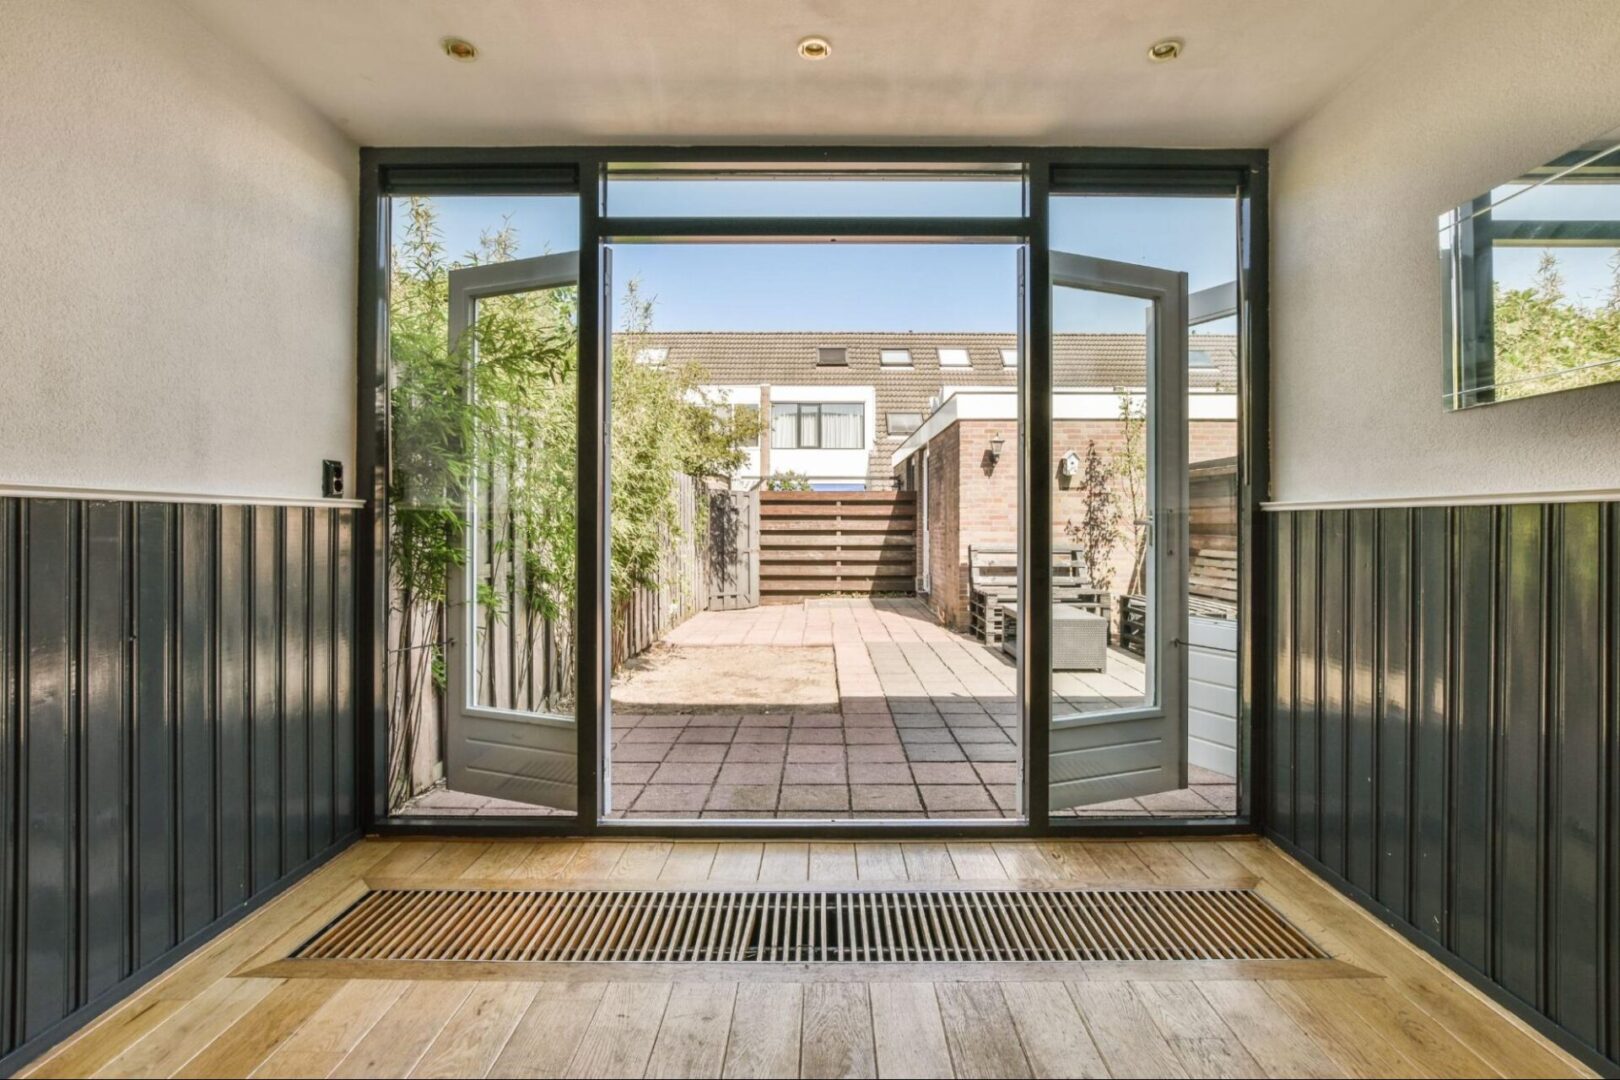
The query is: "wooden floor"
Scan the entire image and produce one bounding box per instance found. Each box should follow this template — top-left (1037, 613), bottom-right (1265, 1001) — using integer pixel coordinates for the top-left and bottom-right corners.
top-left (23, 838), bottom-right (1590, 1079)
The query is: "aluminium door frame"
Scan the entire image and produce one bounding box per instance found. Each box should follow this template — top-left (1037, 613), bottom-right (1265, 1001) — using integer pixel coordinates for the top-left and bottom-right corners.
top-left (356, 146), bottom-right (1270, 839)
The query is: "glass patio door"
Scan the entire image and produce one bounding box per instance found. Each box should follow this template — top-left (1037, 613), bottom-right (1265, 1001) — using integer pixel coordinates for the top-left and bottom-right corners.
top-left (443, 251), bottom-right (581, 813)
top-left (1048, 251), bottom-right (1189, 810)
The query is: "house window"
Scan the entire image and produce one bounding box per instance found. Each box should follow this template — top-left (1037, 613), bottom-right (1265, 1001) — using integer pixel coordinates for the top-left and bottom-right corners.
top-left (1001, 347), bottom-right (1018, 367)
top-left (635, 346), bottom-right (669, 366)
top-left (879, 348), bottom-right (912, 367)
top-left (938, 347), bottom-right (971, 367)
top-left (1188, 350), bottom-right (1215, 369)
top-left (817, 346), bottom-right (848, 366)
top-left (771, 402), bottom-right (864, 449)
top-left (715, 402), bottom-right (759, 447)
top-left (887, 412), bottom-right (922, 437)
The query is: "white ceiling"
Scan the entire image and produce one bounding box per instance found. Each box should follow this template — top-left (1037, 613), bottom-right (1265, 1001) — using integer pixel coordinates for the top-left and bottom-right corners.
top-left (176, 0), bottom-right (1444, 148)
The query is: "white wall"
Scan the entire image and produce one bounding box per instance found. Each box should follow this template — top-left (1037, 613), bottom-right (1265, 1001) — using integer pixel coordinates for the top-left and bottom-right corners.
top-left (0, 0), bottom-right (357, 500)
top-left (1270, 0), bottom-right (1620, 503)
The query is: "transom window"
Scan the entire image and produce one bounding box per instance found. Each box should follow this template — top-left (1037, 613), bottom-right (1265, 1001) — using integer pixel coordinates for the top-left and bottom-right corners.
top-left (771, 402), bottom-right (864, 449)
top-left (887, 412), bottom-right (923, 436)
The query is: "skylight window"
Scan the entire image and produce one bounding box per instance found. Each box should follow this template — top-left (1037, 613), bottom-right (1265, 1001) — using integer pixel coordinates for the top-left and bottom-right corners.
top-left (817, 346), bottom-right (848, 366)
top-left (634, 346), bottom-right (669, 366)
top-left (938, 347), bottom-right (971, 368)
top-left (1001, 348), bottom-right (1019, 368)
top-left (879, 349), bottom-right (912, 368)
top-left (1188, 350), bottom-right (1216, 369)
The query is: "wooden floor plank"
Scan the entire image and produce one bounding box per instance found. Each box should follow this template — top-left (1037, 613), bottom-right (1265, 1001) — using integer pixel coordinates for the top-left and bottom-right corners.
top-left (1262, 980), bottom-right (1427, 1079)
top-left (1066, 981), bottom-right (1189, 1080)
top-left (644, 982), bottom-right (736, 1078)
top-left (721, 983), bottom-right (802, 1079)
top-left (487, 982), bottom-right (608, 1079)
top-left (174, 979), bottom-right (343, 1078)
top-left (947, 842), bottom-right (1008, 880)
top-left (1197, 980), bottom-right (1345, 1079)
top-left (407, 981), bottom-right (538, 1078)
top-left (999, 980), bottom-right (1109, 1079)
top-left (24, 837), bottom-right (1589, 1080)
top-left (899, 842), bottom-right (958, 882)
top-left (1131, 979), bottom-right (1264, 1078)
top-left (328, 981), bottom-right (474, 1078)
top-left (96, 978), bottom-right (281, 1079)
top-left (758, 842), bottom-right (809, 882)
top-left (566, 981), bottom-right (672, 1078)
top-left (661, 842), bottom-right (720, 881)
top-left (800, 983), bottom-right (876, 1080)
top-left (935, 981), bottom-right (1032, 1079)
top-left (809, 842), bottom-right (858, 881)
top-left (855, 843), bottom-right (908, 881)
top-left (709, 843), bottom-right (765, 882)
top-left (868, 982), bottom-right (953, 1078)
top-left (251, 979), bottom-right (409, 1079)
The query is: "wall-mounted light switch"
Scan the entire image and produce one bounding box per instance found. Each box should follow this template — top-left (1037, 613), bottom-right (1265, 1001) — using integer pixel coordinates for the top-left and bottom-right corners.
top-left (322, 460), bottom-right (344, 498)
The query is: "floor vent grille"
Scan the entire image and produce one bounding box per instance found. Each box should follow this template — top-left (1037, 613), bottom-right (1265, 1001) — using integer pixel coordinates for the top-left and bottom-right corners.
top-left (295, 887), bottom-right (1325, 964)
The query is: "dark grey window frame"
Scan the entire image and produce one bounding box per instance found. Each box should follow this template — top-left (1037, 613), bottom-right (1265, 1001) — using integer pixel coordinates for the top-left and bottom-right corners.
top-left (771, 401), bottom-right (865, 449)
top-left (356, 145), bottom-right (1269, 841)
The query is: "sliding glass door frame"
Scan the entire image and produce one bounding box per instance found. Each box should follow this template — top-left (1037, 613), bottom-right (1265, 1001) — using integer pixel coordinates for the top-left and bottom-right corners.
top-left (356, 146), bottom-right (1270, 839)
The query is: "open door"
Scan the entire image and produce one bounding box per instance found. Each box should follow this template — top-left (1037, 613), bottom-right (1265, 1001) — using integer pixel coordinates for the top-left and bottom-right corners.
top-left (1048, 252), bottom-right (1190, 810)
top-left (443, 251), bottom-right (581, 812)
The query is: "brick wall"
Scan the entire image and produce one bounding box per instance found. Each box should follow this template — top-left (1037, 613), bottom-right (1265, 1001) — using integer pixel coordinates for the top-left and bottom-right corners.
top-left (916, 417), bottom-right (1237, 631)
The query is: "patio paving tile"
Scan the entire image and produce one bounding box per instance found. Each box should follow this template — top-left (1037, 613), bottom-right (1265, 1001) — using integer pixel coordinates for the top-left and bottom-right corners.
top-left (783, 762), bottom-right (847, 784)
top-left (706, 784), bottom-right (780, 811)
top-left (632, 785), bottom-right (710, 811)
top-left (843, 727), bottom-right (901, 745)
top-left (732, 727), bottom-right (790, 743)
top-left (1137, 787), bottom-right (1217, 812)
top-left (903, 743), bottom-right (968, 762)
top-left (918, 785), bottom-right (996, 812)
top-left (779, 785), bottom-right (851, 811)
top-left (725, 743), bottom-right (787, 763)
top-left (972, 763), bottom-right (1018, 784)
top-left (910, 762), bottom-right (979, 784)
top-left (845, 744), bottom-right (908, 763)
top-left (650, 762), bottom-right (721, 784)
top-left (717, 762), bottom-right (783, 785)
top-left (788, 729), bottom-right (844, 744)
top-left (786, 744), bottom-right (844, 763)
top-left (613, 762), bottom-right (657, 784)
top-left (663, 744), bottom-right (728, 762)
top-left (852, 785), bottom-right (923, 812)
top-left (848, 763), bottom-right (913, 784)
top-left (962, 743), bottom-right (1017, 762)
top-left (897, 728), bottom-right (957, 744)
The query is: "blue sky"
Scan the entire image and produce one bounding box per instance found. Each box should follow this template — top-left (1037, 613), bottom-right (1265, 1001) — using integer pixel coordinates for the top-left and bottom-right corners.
top-left (405, 189), bottom-right (1242, 333)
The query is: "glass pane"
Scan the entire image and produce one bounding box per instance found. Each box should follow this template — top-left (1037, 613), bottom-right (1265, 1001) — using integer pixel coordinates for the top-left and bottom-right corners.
top-left (1440, 126), bottom-right (1620, 407)
top-left (605, 169), bottom-right (1024, 217)
top-left (605, 240), bottom-right (1020, 821)
top-left (821, 403), bottom-right (863, 448)
top-left (467, 284), bottom-right (578, 719)
top-left (1050, 288), bottom-right (1153, 721)
top-left (385, 193), bottom-right (578, 817)
top-left (771, 403), bottom-right (799, 448)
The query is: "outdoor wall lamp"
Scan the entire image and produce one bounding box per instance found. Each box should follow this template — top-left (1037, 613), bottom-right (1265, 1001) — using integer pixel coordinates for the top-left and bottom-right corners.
top-left (987, 434), bottom-right (1006, 467)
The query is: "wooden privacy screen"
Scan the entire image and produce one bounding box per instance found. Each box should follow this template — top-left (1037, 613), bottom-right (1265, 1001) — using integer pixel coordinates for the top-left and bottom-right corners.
top-left (758, 491), bottom-right (917, 602)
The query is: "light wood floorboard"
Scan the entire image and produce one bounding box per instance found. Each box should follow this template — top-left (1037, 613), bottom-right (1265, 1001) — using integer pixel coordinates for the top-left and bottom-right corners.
top-left (20, 838), bottom-right (1592, 1080)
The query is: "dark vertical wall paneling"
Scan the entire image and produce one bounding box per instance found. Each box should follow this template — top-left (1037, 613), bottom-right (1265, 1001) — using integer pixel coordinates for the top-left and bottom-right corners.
top-left (1268, 500), bottom-right (1617, 1069)
top-left (0, 496), bottom-right (359, 1065)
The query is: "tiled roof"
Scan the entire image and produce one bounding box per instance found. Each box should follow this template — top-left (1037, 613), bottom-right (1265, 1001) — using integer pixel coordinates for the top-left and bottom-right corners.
top-left (635, 331), bottom-right (1238, 485)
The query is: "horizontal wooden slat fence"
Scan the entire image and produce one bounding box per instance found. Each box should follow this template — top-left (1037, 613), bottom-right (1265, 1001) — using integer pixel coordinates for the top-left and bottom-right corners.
top-left (759, 491), bottom-right (916, 602)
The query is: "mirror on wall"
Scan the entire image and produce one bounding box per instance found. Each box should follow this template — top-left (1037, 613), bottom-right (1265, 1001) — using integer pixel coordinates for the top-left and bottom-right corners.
top-left (1439, 124), bottom-right (1620, 409)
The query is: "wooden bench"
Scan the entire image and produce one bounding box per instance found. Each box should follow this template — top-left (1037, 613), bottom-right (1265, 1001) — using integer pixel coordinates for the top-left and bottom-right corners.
top-left (1119, 548), bottom-right (1238, 655)
top-left (967, 545), bottom-right (1110, 645)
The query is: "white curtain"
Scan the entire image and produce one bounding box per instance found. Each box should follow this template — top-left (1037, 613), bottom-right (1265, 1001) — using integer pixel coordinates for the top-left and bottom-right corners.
top-left (771, 404), bottom-right (799, 448)
top-left (820, 403), bottom-right (863, 448)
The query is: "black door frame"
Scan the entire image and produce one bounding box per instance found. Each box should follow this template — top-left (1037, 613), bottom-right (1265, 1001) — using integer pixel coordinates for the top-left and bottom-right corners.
top-left (356, 146), bottom-right (1269, 839)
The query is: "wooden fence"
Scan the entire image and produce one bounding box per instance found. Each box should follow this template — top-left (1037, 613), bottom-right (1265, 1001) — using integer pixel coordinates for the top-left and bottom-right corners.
top-left (758, 491), bottom-right (917, 602)
top-left (1190, 456), bottom-right (1237, 554)
top-left (478, 474), bottom-right (706, 712)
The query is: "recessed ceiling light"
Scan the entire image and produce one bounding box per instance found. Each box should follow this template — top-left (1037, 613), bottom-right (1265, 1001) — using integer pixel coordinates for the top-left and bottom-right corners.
top-left (442, 37), bottom-right (478, 62)
top-left (798, 36), bottom-right (832, 61)
top-left (1147, 38), bottom-right (1183, 63)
